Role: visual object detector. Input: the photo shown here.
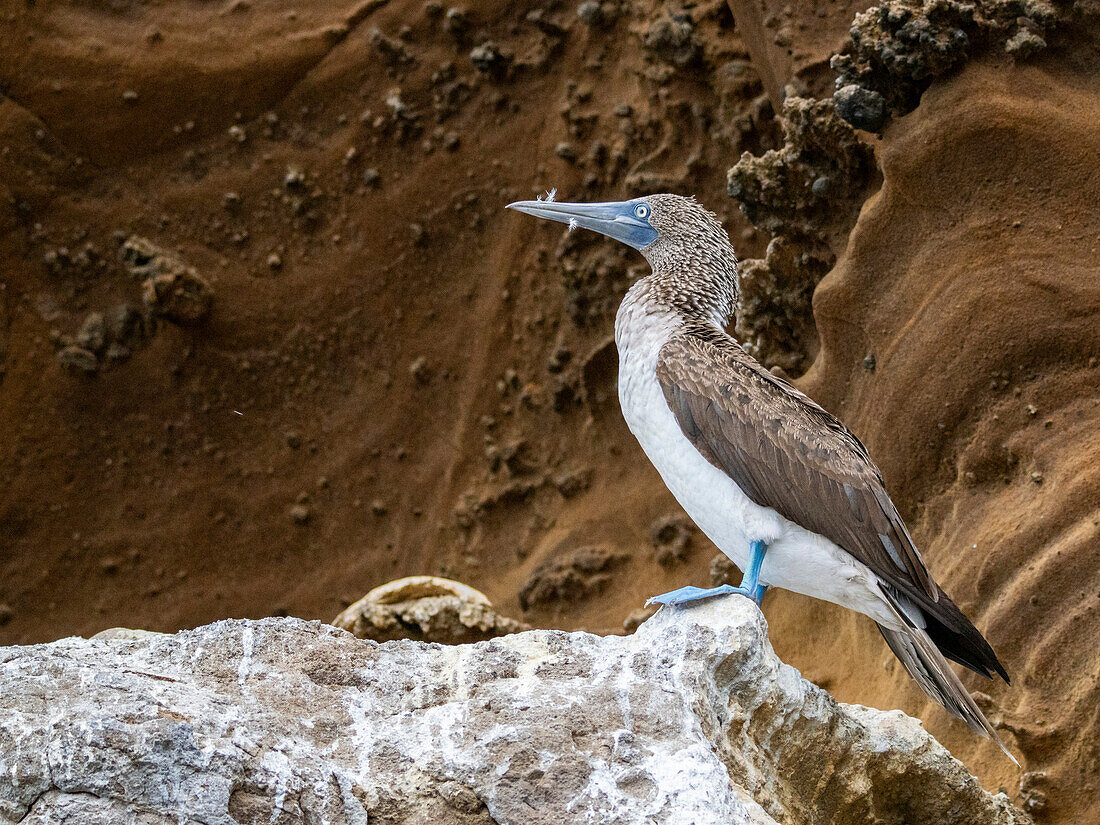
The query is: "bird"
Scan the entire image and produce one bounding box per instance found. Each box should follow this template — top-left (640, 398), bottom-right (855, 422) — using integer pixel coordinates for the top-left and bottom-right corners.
top-left (507, 192), bottom-right (1015, 760)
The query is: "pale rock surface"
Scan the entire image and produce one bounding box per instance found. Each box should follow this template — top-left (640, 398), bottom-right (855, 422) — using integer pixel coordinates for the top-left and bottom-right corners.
top-left (0, 599), bottom-right (1028, 825)
top-left (332, 575), bottom-right (529, 644)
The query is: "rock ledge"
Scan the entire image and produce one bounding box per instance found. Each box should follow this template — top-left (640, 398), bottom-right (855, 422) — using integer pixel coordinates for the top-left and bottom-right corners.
top-left (0, 600), bottom-right (1027, 824)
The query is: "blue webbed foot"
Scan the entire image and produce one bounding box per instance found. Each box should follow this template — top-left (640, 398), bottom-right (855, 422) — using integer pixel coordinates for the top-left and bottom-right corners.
top-left (648, 541), bottom-right (770, 610)
top-left (645, 584), bottom-right (754, 608)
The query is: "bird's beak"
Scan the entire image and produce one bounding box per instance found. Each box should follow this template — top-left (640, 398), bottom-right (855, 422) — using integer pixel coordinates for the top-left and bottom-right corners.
top-left (506, 198), bottom-right (658, 251)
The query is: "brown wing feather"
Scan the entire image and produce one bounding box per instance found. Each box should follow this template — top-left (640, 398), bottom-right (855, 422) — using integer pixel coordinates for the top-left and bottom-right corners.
top-left (656, 326), bottom-right (939, 603)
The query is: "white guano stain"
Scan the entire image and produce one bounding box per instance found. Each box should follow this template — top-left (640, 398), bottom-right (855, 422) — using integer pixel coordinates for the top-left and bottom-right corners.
top-left (238, 625), bottom-right (254, 688)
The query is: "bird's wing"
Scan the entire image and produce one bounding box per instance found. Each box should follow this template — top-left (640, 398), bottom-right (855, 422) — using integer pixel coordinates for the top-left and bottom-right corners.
top-left (656, 326), bottom-right (939, 603)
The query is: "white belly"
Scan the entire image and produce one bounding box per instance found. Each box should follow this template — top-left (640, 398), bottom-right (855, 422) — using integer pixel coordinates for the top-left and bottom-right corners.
top-left (614, 311), bottom-right (897, 626)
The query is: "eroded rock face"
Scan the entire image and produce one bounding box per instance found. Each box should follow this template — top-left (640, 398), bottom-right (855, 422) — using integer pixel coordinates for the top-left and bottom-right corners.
top-left (782, 57), bottom-right (1100, 815)
top-left (0, 601), bottom-right (1027, 825)
top-left (518, 544), bottom-right (628, 611)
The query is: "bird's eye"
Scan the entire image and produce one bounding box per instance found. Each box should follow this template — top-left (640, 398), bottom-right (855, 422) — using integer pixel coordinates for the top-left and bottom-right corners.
top-left (634, 204), bottom-right (649, 219)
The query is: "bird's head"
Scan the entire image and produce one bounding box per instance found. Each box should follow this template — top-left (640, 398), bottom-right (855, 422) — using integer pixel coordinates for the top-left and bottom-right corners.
top-left (506, 193), bottom-right (728, 266)
top-left (507, 192), bottom-right (739, 323)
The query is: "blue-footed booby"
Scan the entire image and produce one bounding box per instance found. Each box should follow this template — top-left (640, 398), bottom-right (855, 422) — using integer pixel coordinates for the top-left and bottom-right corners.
top-left (507, 193), bottom-right (1014, 758)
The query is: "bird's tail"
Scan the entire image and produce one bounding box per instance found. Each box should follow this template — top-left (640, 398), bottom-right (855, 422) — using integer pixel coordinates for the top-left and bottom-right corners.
top-left (876, 612), bottom-right (1018, 765)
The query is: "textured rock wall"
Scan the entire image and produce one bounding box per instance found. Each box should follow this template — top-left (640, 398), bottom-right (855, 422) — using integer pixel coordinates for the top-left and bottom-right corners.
top-left (770, 57), bottom-right (1100, 819)
top-left (0, 602), bottom-right (1027, 824)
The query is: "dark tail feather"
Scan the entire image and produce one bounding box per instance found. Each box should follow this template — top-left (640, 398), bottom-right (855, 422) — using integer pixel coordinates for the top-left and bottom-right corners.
top-left (920, 590), bottom-right (1010, 684)
top-left (878, 622), bottom-right (1018, 765)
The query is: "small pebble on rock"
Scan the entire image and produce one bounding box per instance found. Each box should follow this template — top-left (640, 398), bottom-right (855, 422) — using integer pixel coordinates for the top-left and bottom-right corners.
top-left (469, 42), bottom-right (512, 78)
top-left (58, 346), bottom-right (99, 375)
top-left (555, 142), bottom-right (577, 163)
top-left (443, 7), bottom-right (469, 39)
top-left (834, 85), bottom-right (886, 132)
top-left (409, 356), bottom-right (430, 383)
top-left (77, 312), bottom-right (107, 354)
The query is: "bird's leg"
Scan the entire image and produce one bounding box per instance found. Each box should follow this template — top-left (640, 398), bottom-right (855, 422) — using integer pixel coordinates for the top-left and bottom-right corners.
top-left (738, 540), bottom-right (767, 606)
top-left (645, 541), bottom-right (768, 608)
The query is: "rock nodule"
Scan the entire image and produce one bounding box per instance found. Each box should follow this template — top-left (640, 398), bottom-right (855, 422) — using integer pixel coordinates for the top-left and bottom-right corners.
top-left (332, 575), bottom-right (528, 644)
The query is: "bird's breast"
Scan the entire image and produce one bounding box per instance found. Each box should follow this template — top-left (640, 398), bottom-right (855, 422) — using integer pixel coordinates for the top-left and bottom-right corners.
top-left (615, 322), bottom-right (766, 567)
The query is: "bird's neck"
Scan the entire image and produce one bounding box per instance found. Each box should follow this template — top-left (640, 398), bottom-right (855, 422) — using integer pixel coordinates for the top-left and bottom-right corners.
top-left (614, 246), bottom-right (741, 374)
top-left (636, 238), bottom-right (741, 330)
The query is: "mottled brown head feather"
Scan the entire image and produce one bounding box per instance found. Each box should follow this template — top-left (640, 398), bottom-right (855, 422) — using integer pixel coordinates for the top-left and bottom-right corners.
top-left (633, 194), bottom-right (740, 327)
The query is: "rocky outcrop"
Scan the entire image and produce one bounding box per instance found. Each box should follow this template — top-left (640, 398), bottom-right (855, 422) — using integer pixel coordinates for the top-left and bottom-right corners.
top-left (727, 97), bottom-right (876, 373)
top-left (0, 599), bottom-right (1026, 825)
top-left (830, 0), bottom-right (1094, 131)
